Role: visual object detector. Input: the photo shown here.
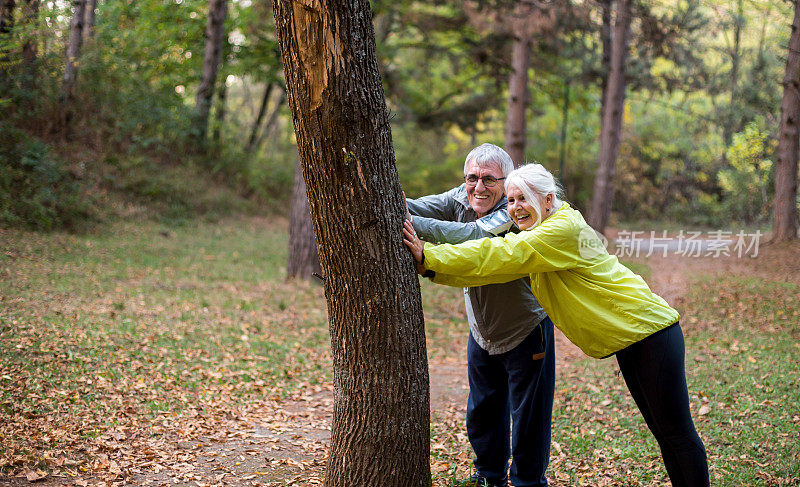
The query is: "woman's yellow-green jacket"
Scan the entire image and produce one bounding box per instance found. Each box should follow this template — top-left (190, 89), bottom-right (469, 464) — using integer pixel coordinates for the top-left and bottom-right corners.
top-left (423, 202), bottom-right (680, 358)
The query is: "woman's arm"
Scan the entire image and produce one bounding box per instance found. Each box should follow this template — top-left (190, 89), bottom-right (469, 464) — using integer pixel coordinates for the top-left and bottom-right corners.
top-left (402, 220), bottom-right (527, 284)
top-left (423, 217), bottom-right (580, 278)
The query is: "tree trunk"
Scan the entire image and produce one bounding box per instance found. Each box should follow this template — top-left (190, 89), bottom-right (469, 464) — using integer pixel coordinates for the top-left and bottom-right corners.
top-left (558, 80), bottom-right (570, 179)
top-left (504, 31), bottom-right (530, 168)
top-left (21, 0), bottom-right (38, 89)
top-left (246, 82), bottom-right (274, 152)
top-left (195, 0), bottom-right (227, 142)
top-left (589, 0), bottom-right (631, 234)
top-left (272, 1), bottom-right (430, 485)
top-left (773, 0), bottom-right (800, 241)
top-left (213, 78), bottom-right (227, 143)
top-left (287, 157), bottom-right (322, 279)
top-left (82, 0), bottom-right (96, 39)
top-left (723, 0), bottom-right (744, 152)
top-left (254, 87), bottom-right (285, 150)
top-left (599, 0), bottom-right (612, 122)
top-left (61, 0), bottom-right (86, 128)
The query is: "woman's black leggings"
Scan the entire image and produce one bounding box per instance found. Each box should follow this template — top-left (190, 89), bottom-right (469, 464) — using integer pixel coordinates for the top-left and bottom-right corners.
top-left (615, 322), bottom-right (710, 487)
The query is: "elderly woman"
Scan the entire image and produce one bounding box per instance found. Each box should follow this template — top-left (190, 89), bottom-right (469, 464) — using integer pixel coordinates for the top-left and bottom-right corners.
top-left (403, 163), bottom-right (709, 487)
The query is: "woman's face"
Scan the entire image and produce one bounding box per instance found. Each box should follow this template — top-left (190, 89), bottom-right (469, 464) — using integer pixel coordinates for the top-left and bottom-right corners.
top-left (506, 184), bottom-right (549, 231)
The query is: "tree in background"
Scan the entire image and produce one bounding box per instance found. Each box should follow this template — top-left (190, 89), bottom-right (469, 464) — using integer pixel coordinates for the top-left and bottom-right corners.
top-left (83, 0), bottom-right (96, 39)
top-left (247, 82), bottom-right (275, 152)
top-left (503, 1), bottom-right (556, 167)
top-left (773, 0), bottom-right (800, 241)
top-left (195, 0), bottom-right (227, 142)
top-left (590, 0), bottom-right (631, 234)
top-left (61, 0), bottom-right (86, 128)
top-left (273, 1), bottom-right (430, 485)
top-left (20, 0), bottom-right (39, 93)
top-left (287, 157), bottom-right (321, 280)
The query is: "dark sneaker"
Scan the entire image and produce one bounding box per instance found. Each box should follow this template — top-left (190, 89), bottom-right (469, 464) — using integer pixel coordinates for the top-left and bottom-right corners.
top-left (454, 473), bottom-right (507, 487)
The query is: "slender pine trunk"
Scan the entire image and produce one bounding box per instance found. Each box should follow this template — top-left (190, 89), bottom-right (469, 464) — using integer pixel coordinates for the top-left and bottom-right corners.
top-left (82, 0), bottom-right (95, 39)
top-left (246, 82), bottom-right (273, 152)
top-left (61, 0), bottom-right (86, 131)
top-left (195, 0), bottom-right (227, 142)
top-left (589, 0), bottom-right (631, 234)
top-left (773, 0), bottom-right (800, 241)
top-left (505, 31), bottom-right (531, 168)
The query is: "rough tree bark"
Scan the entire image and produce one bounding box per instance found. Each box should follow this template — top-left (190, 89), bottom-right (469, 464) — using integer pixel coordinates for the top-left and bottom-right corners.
top-left (272, 1), bottom-right (430, 485)
top-left (589, 0), bottom-right (631, 234)
top-left (773, 0), bottom-right (800, 241)
top-left (195, 0), bottom-right (227, 141)
top-left (61, 0), bottom-right (86, 127)
top-left (246, 82), bottom-right (274, 152)
top-left (287, 157), bottom-right (322, 279)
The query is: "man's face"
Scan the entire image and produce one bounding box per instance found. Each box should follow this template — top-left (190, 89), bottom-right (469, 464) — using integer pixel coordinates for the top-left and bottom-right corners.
top-left (465, 161), bottom-right (505, 218)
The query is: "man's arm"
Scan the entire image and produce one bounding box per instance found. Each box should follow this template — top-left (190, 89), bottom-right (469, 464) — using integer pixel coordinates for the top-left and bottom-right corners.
top-left (405, 187), bottom-right (460, 220)
top-left (413, 211), bottom-right (514, 244)
top-left (407, 184), bottom-right (514, 244)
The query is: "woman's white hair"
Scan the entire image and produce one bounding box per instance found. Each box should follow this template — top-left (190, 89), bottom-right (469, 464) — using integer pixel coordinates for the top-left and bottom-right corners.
top-left (504, 163), bottom-right (564, 228)
top-left (463, 143), bottom-right (515, 177)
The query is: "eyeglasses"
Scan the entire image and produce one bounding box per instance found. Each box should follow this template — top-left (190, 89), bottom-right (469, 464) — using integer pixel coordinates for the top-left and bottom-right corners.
top-left (465, 175), bottom-right (505, 187)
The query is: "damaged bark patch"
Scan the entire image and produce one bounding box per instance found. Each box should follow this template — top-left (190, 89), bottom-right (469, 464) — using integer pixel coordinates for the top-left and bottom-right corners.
top-left (290, 0), bottom-right (345, 110)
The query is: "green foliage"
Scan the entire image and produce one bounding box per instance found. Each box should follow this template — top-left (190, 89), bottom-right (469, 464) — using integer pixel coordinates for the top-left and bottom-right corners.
top-left (718, 121), bottom-right (775, 224)
top-left (0, 123), bottom-right (92, 230)
top-left (393, 123), bottom-right (475, 197)
top-left (0, 0), bottom-right (794, 229)
top-left (71, 0), bottom-right (207, 156)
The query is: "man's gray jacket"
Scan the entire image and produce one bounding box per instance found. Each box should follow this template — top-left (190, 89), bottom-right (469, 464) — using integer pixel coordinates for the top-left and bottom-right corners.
top-left (407, 184), bottom-right (548, 354)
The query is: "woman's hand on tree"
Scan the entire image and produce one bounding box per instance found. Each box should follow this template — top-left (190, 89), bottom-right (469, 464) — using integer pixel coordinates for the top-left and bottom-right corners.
top-left (402, 220), bottom-right (426, 275)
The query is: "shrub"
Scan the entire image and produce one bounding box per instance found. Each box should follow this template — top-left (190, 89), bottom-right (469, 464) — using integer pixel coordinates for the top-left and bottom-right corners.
top-left (0, 123), bottom-right (93, 230)
top-left (718, 121), bottom-right (775, 224)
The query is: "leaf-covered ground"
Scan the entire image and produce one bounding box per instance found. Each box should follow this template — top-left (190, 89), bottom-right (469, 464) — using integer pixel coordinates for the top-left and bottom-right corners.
top-left (1, 218), bottom-right (798, 486)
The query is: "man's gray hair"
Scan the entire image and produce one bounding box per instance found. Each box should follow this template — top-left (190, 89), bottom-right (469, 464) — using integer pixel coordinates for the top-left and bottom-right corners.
top-left (463, 143), bottom-right (515, 177)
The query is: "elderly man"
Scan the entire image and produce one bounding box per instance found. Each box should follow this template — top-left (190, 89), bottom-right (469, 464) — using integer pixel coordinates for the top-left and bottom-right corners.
top-left (406, 143), bottom-right (555, 487)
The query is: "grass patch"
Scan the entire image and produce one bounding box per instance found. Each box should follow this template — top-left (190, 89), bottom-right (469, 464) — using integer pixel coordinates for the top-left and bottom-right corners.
top-left (1, 218), bottom-right (797, 486)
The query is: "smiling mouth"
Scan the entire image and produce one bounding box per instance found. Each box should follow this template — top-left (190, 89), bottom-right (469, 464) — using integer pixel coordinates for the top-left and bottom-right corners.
top-left (514, 213), bottom-right (531, 224)
top-left (473, 194), bottom-right (490, 200)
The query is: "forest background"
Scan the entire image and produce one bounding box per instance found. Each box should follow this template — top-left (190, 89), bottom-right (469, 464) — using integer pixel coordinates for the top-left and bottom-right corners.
top-left (0, 0), bottom-right (796, 233)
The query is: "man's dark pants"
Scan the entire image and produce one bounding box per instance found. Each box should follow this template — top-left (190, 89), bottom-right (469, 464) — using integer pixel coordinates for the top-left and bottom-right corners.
top-left (466, 317), bottom-right (556, 487)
